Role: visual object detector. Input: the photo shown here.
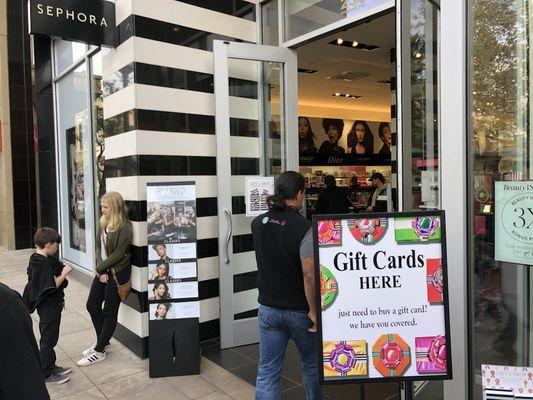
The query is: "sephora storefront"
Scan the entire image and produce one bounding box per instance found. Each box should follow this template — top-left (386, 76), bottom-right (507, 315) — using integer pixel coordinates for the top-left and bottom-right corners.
top-left (24, 0), bottom-right (532, 398)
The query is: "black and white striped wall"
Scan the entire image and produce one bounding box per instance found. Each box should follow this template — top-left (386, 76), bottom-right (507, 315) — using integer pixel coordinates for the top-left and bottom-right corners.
top-left (102, 0), bottom-right (257, 358)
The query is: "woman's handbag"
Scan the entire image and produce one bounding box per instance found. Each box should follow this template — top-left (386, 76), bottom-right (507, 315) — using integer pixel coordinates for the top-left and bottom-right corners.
top-left (111, 268), bottom-right (132, 301)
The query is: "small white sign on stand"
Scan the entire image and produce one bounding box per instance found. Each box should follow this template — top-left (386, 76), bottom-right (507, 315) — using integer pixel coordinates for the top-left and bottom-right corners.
top-left (245, 176), bottom-right (274, 217)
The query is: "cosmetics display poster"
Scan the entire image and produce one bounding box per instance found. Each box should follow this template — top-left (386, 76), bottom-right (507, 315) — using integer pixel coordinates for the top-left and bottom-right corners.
top-left (147, 181), bottom-right (200, 377)
top-left (482, 364), bottom-right (533, 399)
top-left (313, 211), bottom-right (452, 384)
top-left (494, 181), bottom-right (533, 265)
top-left (245, 176), bottom-right (274, 217)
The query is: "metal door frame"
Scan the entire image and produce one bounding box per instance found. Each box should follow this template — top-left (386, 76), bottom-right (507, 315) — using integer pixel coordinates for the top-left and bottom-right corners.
top-left (213, 40), bottom-right (298, 348)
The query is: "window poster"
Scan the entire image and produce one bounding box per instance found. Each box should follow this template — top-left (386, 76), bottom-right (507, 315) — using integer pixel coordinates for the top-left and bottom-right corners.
top-left (482, 364), bottom-right (533, 399)
top-left (494, 181), bottom-right (533, 265)
top-left (245, 176), bottom-right (275, 217)
top-left (313, 211), bottom-right (452, 383)
top-left (146, 182), bottom-right (200, 321)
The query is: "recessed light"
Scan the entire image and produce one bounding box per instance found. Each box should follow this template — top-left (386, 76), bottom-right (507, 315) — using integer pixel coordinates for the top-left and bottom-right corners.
top-left (326, 76), bottom-right (332, 80)
top-left (331, 92), bottom-right (362, 99)
top-left (336, 38), bottom-right (344, 45)
top-left (329, 39), bottom-right (379, 51)
top-left (352, 41), bottom-right (359, 47)
top-left (415, 52), bottom-right (422, 58)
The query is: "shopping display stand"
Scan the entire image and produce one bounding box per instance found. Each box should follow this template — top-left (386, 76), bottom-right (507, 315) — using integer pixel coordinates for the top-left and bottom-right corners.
top-left (313, 211), bottom-right (452, 397)
top-left (146, 181), bottom-right (201, 378)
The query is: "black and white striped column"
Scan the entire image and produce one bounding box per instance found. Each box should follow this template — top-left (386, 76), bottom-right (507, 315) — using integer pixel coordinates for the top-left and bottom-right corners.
top-left (102, 0), bottom-right (257, 358)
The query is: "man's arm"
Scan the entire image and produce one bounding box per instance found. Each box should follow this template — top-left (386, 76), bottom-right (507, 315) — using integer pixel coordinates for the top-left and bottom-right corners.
top-left (300, 228), bottom-right (318, 332)
top-left (301, 256), bottom-right (317, 332)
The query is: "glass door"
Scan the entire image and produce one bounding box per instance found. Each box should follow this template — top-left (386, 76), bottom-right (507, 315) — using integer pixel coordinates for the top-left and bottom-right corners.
top-left (213, 40), bottom-right (298, 349)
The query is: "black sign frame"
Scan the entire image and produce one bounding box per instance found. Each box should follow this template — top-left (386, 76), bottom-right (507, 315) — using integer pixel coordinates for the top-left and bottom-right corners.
top-left (29, 0), bottom-right (116, 47)
top-left (312, 210), bottom-right (453, 385)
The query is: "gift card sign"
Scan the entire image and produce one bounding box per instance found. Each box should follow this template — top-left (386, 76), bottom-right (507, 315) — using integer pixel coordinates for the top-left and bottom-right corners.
top-left (482, 364), bottom-right (533, 399)
top-left (313, 211), bottom-right (452, 384)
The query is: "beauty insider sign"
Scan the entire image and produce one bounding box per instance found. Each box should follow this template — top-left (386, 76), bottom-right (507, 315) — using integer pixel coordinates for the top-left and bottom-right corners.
top-left (313, 211), bottom-right (452, 383)
top-left (29, 0), bottom-right (115, 47)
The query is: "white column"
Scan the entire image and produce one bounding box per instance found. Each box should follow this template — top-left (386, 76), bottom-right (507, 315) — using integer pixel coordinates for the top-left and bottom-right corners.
top-left (440, 0), bottom-right (468, 398)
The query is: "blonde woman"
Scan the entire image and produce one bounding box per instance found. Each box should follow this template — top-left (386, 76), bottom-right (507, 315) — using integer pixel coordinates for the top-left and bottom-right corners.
top-left (77, 191), bottom-right (132, 367)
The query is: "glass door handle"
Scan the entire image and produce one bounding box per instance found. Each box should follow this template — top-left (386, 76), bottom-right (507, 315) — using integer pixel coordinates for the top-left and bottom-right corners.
top-left (224, 209), bottom-right (233, 264)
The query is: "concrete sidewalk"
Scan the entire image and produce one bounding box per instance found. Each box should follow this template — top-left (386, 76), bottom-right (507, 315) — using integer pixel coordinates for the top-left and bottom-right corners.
top-left (0, 247), bottom-right (255, 400)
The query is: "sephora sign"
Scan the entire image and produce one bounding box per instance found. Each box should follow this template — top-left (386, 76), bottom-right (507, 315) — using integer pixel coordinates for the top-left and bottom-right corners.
top-left (29, 0), bottom-right (116, 47)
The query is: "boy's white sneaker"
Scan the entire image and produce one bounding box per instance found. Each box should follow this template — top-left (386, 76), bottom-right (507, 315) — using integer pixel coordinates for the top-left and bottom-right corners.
top-left (82, 342), bottom-right (97, 357)
top-left (77, 349), bottom-right (106, 367)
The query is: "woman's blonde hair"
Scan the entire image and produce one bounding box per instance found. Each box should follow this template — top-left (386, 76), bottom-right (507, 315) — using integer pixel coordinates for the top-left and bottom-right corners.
top-left (100, 191), bottom-right (129, 233)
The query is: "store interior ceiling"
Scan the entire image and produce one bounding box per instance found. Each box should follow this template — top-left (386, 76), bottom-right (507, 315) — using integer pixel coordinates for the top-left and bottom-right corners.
top-left (296, 12), bottom-right (395, 115)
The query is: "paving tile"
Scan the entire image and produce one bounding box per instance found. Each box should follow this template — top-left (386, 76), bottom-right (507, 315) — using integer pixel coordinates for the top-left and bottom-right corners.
top-left (166, 374), bottom-right (218, 399)
top-left (197, 391), bottom-right (234, 400)
top-left (280, 385), bottom-right (306, 400)
top-left (59, 312), bottom-right (94, 335)
top-left (78, 346), bottom-right (147, 386)
top-left (45, 359), bottom-right (96, 400)
top-left (230, 362), bottom-right (297, 392)
top-left (54, 387), bottom-right (107, 400)
top-left (202, 346), bottom-right (252, 371)
top-left (231, 344), bottom-right (259, 363)
top-left (99, 371), bottom-right (188, 399)
top-left (58, 328), bottom-right (98, 359)
top-left (200, 358), bottom-right (255, 398)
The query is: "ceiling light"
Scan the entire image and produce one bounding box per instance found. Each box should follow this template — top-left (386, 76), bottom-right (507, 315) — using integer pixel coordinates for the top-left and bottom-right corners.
top-left (336, 38), bottom-right (344, 45)
top-left (415, 52), bottom-right (422, 58)
top-left (331, 92), bottom-right (362, 99)
top-left (352, 41), bottom-right (359, 47)
top-left (345, 94), bottom-right (350, 97)
top-left (334, 92), bottom-right (341, 96)
top-left (326, 76), bottom-right (332, 80)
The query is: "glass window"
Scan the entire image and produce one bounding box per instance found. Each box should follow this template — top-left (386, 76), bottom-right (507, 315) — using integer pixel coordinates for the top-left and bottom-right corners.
top-left (285, 0), bottom-right (391, 41)
top-left (56, 62), bottom-right (95, 267)
top-left (261, 0), bottom-right (279, 45)
top-left (403, 0), bottom-right (440, 211)
top-left (470, 0), bottom-right (532, 396)
top-left (55, 40), bottom-right (88, 75)
top-left (92, 52), bottom-right (105, 203)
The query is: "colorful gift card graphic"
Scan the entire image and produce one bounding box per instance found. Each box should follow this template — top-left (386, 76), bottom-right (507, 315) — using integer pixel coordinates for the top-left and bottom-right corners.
top-left (318, 220), bottom-right (342, 246)
top-left (320, 266), bottom-right (338, 310)
top-left (323, 341), bottom-right (368, 378)
top-left (415, 336), bottom-right (447, 374)
top-left (372, 334), bottom-right (411, 377)
top-left (426, 258), bottom-right (444, 304)
top-left (394, 216), bottom-right (441, 244)
top-left (348, 218), bottom-right (388, 245)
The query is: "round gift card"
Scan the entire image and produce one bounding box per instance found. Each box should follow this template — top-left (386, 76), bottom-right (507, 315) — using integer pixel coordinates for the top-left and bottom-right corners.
top-left (320, 265), bottom-right (338, 310)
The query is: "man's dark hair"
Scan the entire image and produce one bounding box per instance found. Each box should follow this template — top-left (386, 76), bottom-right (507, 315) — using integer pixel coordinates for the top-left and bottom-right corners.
top-left (34, 227), bottom-right (61, 248)
top-left (370, 172), bottom-right (386, 184)
top-left (267, 171), bottom-right (306, 211)
top-left (324, 175), bottom-right (336, 187)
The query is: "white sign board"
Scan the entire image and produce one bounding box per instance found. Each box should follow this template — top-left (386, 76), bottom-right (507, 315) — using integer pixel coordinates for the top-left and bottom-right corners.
top-left (314, 212), bottom-right (451, 383)
top-left (495, 181), bottom-right (533, 265)
top-left (245, 176), bottom-right (274, 217)
top-left (482, 364), bottom-right (533, 399)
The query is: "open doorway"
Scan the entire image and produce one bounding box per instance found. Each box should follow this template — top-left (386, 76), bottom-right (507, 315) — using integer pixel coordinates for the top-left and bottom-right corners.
top-left (296, 12), bottom-right (396, 220)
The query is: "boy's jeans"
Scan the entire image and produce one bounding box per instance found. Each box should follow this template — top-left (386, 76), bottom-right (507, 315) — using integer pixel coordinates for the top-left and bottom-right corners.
top-left (37, 300), bottom-right (63, 377)
top-left (256, 305), bottom-right (323, 400)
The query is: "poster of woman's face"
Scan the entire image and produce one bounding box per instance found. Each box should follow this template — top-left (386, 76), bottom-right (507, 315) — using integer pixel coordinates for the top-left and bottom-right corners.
top-left (149, 282), bottom-right (171, 301)
top-left (298, 116), bottom-right (391, 155)
top-left (150, 303), bottom-right (173, 321)
top-left (148, 261), bottom-right (197, 282)
top-left (148, 243), bottom-right (197, 262)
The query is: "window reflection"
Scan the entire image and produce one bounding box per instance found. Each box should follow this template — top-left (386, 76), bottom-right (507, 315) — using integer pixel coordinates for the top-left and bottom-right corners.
top-left (470, 0), bottom-right (531, 396)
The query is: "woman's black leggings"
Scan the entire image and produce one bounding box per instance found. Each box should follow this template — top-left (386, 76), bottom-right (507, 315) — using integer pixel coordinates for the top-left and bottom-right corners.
top-left (86, 266), bottom-right (131, 353)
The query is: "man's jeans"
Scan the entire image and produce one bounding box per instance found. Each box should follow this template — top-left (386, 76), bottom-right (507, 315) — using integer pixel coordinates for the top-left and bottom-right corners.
top-left (256, 305), bottom-right (323, 400)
